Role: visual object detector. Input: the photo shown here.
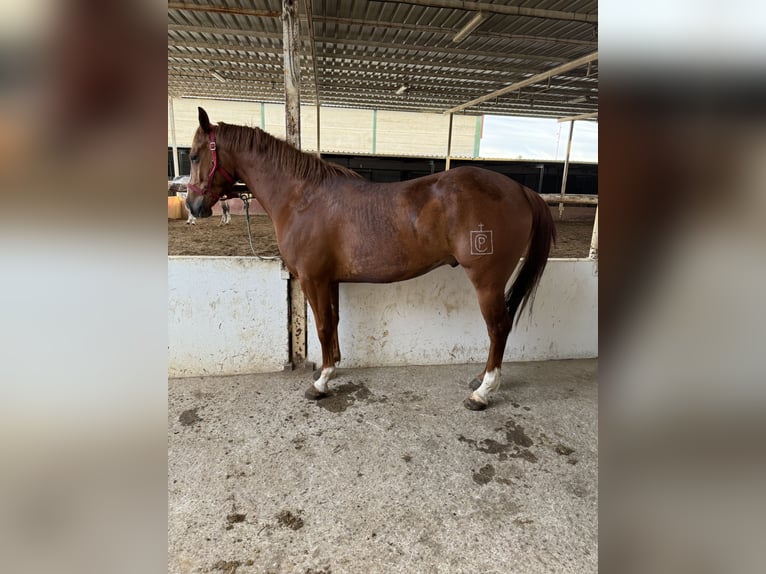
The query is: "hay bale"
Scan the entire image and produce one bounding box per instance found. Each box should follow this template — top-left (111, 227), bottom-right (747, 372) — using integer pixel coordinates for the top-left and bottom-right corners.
top-left (168, 196), bottom-right (185, 219)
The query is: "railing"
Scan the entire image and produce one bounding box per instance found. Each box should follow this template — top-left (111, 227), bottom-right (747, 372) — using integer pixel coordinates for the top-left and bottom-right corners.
top-left (540, 193), bottom-right (598, 206)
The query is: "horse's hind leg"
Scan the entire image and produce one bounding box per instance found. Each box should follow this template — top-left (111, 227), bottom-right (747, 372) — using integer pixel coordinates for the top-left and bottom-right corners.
top-left (301, 279), bottom-right (339, 399)
top-left (330, 281), bottom-right (341, 364)
top-left (464, 283), bottom-right (512, 410)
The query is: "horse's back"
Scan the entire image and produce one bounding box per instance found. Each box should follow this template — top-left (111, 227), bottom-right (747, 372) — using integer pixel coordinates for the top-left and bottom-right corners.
top-left (419, 166), bottom-right (534, 225)
top-left (432, 165), bottom-right (528, 200)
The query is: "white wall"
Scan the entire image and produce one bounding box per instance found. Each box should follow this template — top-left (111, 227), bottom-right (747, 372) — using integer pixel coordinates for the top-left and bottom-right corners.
top-left (307, 259), bottom-right (597, 367)
top-left (169, 98), bottom-right (479, 157)
top-left (168, 257), bottom-right (287, 377)
top-left (167, 258), bottom-right (596, 377)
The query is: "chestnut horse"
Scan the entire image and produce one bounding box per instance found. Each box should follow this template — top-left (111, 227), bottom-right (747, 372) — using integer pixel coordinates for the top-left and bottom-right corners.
top-left (186, 108), bottom-right (555, 410)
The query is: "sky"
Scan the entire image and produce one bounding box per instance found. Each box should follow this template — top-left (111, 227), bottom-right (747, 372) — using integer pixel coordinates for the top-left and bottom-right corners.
top-left (479, 115), bottom-right (598, 162)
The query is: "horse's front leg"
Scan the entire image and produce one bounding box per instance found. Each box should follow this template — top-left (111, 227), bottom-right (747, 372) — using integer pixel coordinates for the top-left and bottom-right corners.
top-left (301, 279), bottom-right (339, 400)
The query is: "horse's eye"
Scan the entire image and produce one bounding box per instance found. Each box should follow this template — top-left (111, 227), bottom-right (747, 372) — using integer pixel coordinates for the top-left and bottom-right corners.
top-left (190, 154), bottom-right (199, 163)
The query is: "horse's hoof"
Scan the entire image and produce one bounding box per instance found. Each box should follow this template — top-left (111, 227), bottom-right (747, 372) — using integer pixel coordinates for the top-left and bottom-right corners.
top-left (305, 385), bottom-right (328, 400)
top-left (469, 377), bottom-right (482, 391)
top-left (463, 396), bottom-right (488, 411)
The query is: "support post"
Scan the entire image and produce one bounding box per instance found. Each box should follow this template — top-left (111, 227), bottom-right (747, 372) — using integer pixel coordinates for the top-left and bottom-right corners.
top-left (282, 0), bottom-right (310, 370)
top-left (302, 0), bottom-right (321, 155)
top-left (588, 206), bottom-right (598, 260)
top-left (168, 97), bottom-right (180, 178)
top-left (558, 120), bottom-right (574, 219)
top-left (283, 0), bottom-right (301, 148)
top-left (445, 113), bottom-right (454, 170)
top-left (473, 115), bottom-right (482, 158)
top-left (372, 109), bottom-right (377, 154)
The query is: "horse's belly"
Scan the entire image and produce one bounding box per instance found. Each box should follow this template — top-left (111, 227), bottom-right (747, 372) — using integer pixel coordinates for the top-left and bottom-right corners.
top-left (338, 245), bottom-right (454, 283)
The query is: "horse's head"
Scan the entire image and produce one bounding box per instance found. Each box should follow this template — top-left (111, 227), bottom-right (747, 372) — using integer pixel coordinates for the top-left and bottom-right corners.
top-left (186, 107), bottom-right (237, 218)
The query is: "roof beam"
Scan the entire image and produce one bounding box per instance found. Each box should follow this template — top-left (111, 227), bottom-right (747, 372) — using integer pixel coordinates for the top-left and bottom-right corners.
top-left (317, 51), bottom-right (541, 75)
top-left (169, 32), bottom-right (569, 66)
top-left (317, 17), bottom-right (596, 46)
top-left (168, 51), bottom-right (282, 64)
top-left (303, 0), bottom-right (321, 105)
top-left (315, 38), bottom-right (567, 65)
top-left (169, 62), bottom-right (284, 76)
top-left (169, 61), bottom-right (596, 95)
top-left (168, 75), bottom-right (592, 113)
top-left (168, 41), bottom-right (286, 53)
top-left (169, 79), bottom-right (594, 110)
top-left (168, 2), bottom-right (596, 24)
top-left (167, 3), bottom-right (280, 18)
top-left (170, 21), bottom-right (596, 48)
top-left (169, 85), bottom-right (585, 118)
top-left (558, 111), bottom-right (598, 122)
top-left (168, 63), bottom-right (576, 91)
top-left (169, 24), bottom-right (283, 41)
top-left (390, 1), bottom-right (597, 23)
top-left (445, 51), bottom-right (598, 113)
top-left (169, 54), bottom-right (597, 90)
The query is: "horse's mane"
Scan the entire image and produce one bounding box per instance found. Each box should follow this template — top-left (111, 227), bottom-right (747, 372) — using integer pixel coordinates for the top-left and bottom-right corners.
top-left (215, 122), bottom-right (363, 184)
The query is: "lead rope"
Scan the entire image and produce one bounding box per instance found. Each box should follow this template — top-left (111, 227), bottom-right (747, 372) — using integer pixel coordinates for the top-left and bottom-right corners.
top-left (240, 193), bottom-right (281, 261)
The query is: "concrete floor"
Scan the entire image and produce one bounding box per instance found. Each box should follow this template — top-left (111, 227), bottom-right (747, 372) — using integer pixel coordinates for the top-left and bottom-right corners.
top-left (168, 359), bottom-right (597, 574)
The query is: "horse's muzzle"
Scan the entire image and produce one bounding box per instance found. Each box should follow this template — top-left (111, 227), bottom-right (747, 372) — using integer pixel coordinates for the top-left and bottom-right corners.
top-left (187, 194), bottom-right (212, 218)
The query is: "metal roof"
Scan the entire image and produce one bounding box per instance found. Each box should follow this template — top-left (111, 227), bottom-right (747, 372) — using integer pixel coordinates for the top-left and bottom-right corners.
top-left (168, 1), bottom-right (598, 119)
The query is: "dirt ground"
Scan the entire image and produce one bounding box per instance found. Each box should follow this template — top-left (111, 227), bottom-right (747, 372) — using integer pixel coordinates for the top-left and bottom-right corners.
top-left (168, 208), bottom-right (595, 259)
top-left (168, 359), bottom-right (598, 573)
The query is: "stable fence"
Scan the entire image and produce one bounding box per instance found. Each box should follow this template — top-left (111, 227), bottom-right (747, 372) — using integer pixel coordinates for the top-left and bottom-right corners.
top-left (169, 257), bottom-right (597, 378)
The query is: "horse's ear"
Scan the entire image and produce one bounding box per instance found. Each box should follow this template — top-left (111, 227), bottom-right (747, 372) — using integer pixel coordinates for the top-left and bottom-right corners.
top-left (198, 107), bottom-right (211, 134)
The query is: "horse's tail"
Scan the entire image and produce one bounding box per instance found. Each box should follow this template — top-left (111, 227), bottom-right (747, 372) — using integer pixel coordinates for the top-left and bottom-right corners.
top-left (505, 188), bottom-right (556, 325)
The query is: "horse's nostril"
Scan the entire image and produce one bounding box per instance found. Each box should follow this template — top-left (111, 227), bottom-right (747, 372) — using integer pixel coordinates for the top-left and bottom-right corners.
top-left (187, 195), bottom-right (203, 217)
top-left (187, 194), bottom-right (213, 218)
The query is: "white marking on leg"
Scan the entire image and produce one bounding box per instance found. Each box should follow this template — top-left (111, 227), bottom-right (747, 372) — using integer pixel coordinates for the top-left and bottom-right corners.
top-left (313, 366), bottom-right (336, 394)
top-left (470, 367), bottom-right (501, 405)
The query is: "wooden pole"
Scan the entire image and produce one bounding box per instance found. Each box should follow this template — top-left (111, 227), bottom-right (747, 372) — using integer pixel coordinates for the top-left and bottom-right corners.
top-left (445, 113), bottom-right (454, 170)
top-left (283, 0), bottom-right (301, 148)
top-left (282, 0), bottom-right (309, 370)
top-left (168, 97), bottom-right (180, 178)
top-left (303, 0), bottom-right (321, 155)
top-left (558, 120), bottom-right (574, 219)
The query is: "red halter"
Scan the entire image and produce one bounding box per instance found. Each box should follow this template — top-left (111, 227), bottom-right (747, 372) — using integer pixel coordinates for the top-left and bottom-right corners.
top-left (187, 127), bottom-right (236, 194)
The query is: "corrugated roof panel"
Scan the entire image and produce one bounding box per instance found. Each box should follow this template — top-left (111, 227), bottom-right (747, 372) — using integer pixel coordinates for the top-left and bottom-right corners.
top-left (168, 1), bottom-right (597, 118)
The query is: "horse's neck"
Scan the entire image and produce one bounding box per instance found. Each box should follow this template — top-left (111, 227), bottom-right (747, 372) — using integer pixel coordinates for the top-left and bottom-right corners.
top-left (233, 150), bottom-right (295, 218)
